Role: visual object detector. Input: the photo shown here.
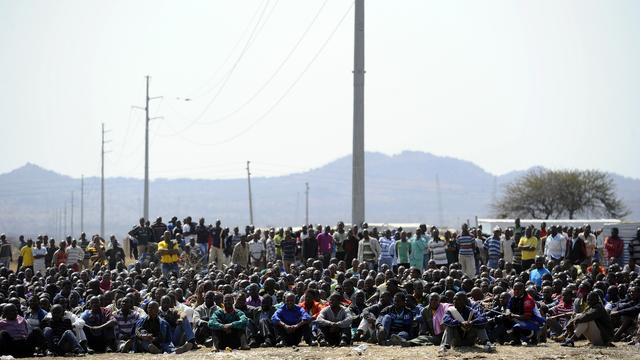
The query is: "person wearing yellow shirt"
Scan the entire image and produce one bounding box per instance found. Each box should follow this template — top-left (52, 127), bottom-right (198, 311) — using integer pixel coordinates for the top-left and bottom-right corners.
top-left (20, 238), bottom-right (34, 270)
top-left (157, 231), bottom-right (181, 278)
top-left (518, 227), bottom-right (538, 270)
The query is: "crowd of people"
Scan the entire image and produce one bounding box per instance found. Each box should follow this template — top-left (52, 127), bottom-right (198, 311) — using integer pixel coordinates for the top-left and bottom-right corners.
top-left (1, 216), bottom-right (640, 357)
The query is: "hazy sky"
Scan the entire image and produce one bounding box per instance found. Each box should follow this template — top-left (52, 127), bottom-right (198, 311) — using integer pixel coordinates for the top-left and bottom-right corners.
top-left (1, 0), bottom-right (639, 180)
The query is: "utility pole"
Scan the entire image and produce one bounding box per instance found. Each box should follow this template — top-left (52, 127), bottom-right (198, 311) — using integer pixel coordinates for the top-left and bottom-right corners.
top-left (70, 191), bottom-right (74, 237)
top-left (63, 202), bottom-right (67, 237)
top-left (352, 0), bottom-right (365, 227)
top-left (305, 182), bottom-right (310, 226)
top-left (436, 174), bottom-right (444, 227)
top-left (80, 175), bottom-right (84, 234)
top-left (101, 123), bottom-right (111, 239)
top-left (246, 161), bottom-right (254, 225)
top-left (134, 76), bottom-right (162, 222)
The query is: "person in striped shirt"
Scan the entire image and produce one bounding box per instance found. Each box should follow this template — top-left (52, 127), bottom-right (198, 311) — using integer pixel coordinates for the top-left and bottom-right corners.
top-left (456, 224), bottom-right (477, 277)
top-left (114, 296), bottom-right (141, 352)
top-left (428, 227), bottom-right (448, 267)
top-left (486, 227), bottom-right (502, 269)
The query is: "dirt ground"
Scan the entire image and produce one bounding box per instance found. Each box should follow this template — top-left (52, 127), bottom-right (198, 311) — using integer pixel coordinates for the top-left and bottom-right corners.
top-left (37, 342), bottom-right (640, 360)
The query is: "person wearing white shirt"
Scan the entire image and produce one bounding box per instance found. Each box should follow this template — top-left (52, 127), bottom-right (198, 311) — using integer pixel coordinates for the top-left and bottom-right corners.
top-left (32, 239), bottom-right (47, 275)
top-left (544, 227), bottom-right (566, 261)
top-left (248, 235), bottom-right (265, 269)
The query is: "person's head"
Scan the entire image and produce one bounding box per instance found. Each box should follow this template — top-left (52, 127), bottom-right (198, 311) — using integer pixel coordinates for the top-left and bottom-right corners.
top-left (89, 296), bottom-right (102, 312)
top-left (612, 227), bottom-right (619, 237)
top-left (284, 292), bottom-right (296, 309)
top-left (380, 292), bottom-right (392, 307)
top-left (50, 304), bottom-right (65, 321)
top-left (2, 303), bottom-right (17, 320)
top-left (329, 293), bottom-right (342, 309)
top-left (453, 291), bottom-right (468, 311)
top-left (160, 295), bottom-right (173, 311)
top-left (147, 301), bottom-right (159, 318)
top-left (525, 227), bottom-right (532, 238)
top-left (586, 291), bottom-right (601, 308)
top-left (223, 294), bottom-right (235, 310)
top-left (428, 292), bottom-right (441, 310)
top-left (139, 217), bottom-right (145, 226)
top-left (513, 282), bottom-right (525, 298)
top-left (393, 292), bottom-right (406, 308)
top-left (535, 256), bottom-right (545, 269)
top-left (120, 296), bottom-right (133, 312)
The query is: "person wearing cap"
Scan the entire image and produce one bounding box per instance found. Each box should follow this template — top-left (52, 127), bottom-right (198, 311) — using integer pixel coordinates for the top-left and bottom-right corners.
top-left (486, 227), bottom-right (502, 269)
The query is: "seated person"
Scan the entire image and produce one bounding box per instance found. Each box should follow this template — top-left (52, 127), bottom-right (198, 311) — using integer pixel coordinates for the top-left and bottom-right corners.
top-left (208, 294), bottom-right (250, 351)
top-left (0, 303), bottom-right (47, 357)
top-left (316, 293), bottom-right (352, 347)
top-left (42, 304), bottom-right (85, 356)
top-left (561, 291), bottom-right (613, 347)
top-left (405, 292), bottom-right (449, 346)
top-left (192, 291), bottom-right (218, 346)
top-left (506, 282), bottom-right (545, 345)
top-left (547, 289), bottom-right (574, 339)
top-left (486, 292), bottom-right (511, 344)
top-left (610, 285), bottom-right (640, 341)
top-left (375, 292), bottom-right (414, 345)
top-left (80, 296), bottom-right (117, 352)
top-left (355, 291), bottom-right (391, 342)
top-left (113, 296), bottom-right (141, 353)
top-left (135, 301), bottom-right (182, 354)
top-left (440, 292), bottom-right (493, 352)
top-left (271, 292), bottom-right (316, 347)
top-left (159, 295), bottom-right (195, 352)
top-left (248, 295), bottom-right (277, 347)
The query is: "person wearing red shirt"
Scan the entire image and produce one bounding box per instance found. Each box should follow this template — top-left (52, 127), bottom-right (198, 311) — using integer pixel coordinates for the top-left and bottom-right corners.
top-left (506, 282), bottom-right (543, 345)
top-left (605, 228), bottom-right (624, 266)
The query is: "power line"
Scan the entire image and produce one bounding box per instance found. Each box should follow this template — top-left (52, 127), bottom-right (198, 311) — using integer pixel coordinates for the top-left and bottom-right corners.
top-left (168, 2), bottom-right (355, 148)
top-left (170, 0), bottom-right (274, 135)
top-left (193, 0), bottom-right (329, 126)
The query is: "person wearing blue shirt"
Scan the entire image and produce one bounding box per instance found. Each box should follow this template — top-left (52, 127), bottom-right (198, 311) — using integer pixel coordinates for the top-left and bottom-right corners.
top-left (529, 256), bottom-right (551, 289)
top-left (271, 292), bottom-right (316, 347)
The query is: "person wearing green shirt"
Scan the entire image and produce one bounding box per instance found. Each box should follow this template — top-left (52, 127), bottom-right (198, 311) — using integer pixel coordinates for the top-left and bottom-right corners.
top-left (395, 231), bottom-right (411, 269)
top-left (409, 229), bottom-right (428, 270)
top-left (208, 294), bottom-right (250, 351)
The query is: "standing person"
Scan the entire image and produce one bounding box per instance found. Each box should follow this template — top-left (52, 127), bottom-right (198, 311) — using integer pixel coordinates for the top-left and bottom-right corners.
top-left (249, 233), bottom-right (265, 270)
top-left (231, 235), bottom-right (250, 268)
top-left (520, 227), bottom-right (538, 270)
top-left (45, 238), bottom-right (57, 269)
top-left (544, 226), bottom-right (565, 263)
top-left (378, 229), bottom-right (396, 270)
top-left (301, 228), bottom-right (318, 261)
top-left (194, 218), bottom-right (210, 263)
top-left (53, 242), bottom-right (68, 268)
top-left (20, 239), bottom-right (33, 270)
top-left (409, 229), bottom-right (428, 271)
top-left (444, 231), bottom-right (458, 266)
top-left (629, 228), bottom-right (640, 266)
top-left (605, 227), bottom-right (625, 267)
top-left (486, 227), bottom-right (502, 270)
top-left (32, 239), bottom-right (47, 275)
top-left (151, 217), bottom-right (168, 243)
top-left (209, 219), bottom-right (225, 270)
top-left (357, 230), bottom-right (381, 270)
top-left (157, 231), bottom-right (181, 278)
top-left (265, 229), bottom-right (277, 265)
top-left (281, 231), bottom-right (297, 271)
top-left (0, 234), bottom-right (12, 269)
top-left (429, 227), bottom-right (448, 268)
top-left (501, 228), bottom-right (514, 264)
top-left (317, 226), bottom-right (334, 268)
top-left (334, 222), bottom-right (348, 261)
top-left (128, 218), bottom-right (154, 262)
top-left (105, 236), bottom-right (126, 270)
top-left (568, 229), bottom-right (587, 265)
top-left (456, 224), bottom-right (477, 278)
top-left (344, 226), bottom-right (359, 267)
top-left (395, 231), bottom-right (411, 269)
top-left (580, 225), bottom-right (597, 265)
top-left (65, 239), bottom-right (84, 272)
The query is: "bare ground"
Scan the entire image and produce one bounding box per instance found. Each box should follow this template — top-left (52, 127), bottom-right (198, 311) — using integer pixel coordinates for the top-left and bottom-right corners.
top-left (39, 342), bottom-right (640, 360)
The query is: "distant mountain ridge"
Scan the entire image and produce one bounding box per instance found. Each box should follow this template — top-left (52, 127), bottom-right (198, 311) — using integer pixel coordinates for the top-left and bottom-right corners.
top-left (0, 152), bottom-right (637, 238)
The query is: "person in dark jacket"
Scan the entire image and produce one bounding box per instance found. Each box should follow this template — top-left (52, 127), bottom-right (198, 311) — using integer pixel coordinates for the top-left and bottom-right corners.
top-left (561, 291), bottom-right (613, 347)
top-left (440, 292), bottom-right (493, 352)
top-left (248, 295), bottom-right (277, 347)
top-left (610, 285), bottom-right (640, 340)
top-left (567, 231), bottom-right (587, 265)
